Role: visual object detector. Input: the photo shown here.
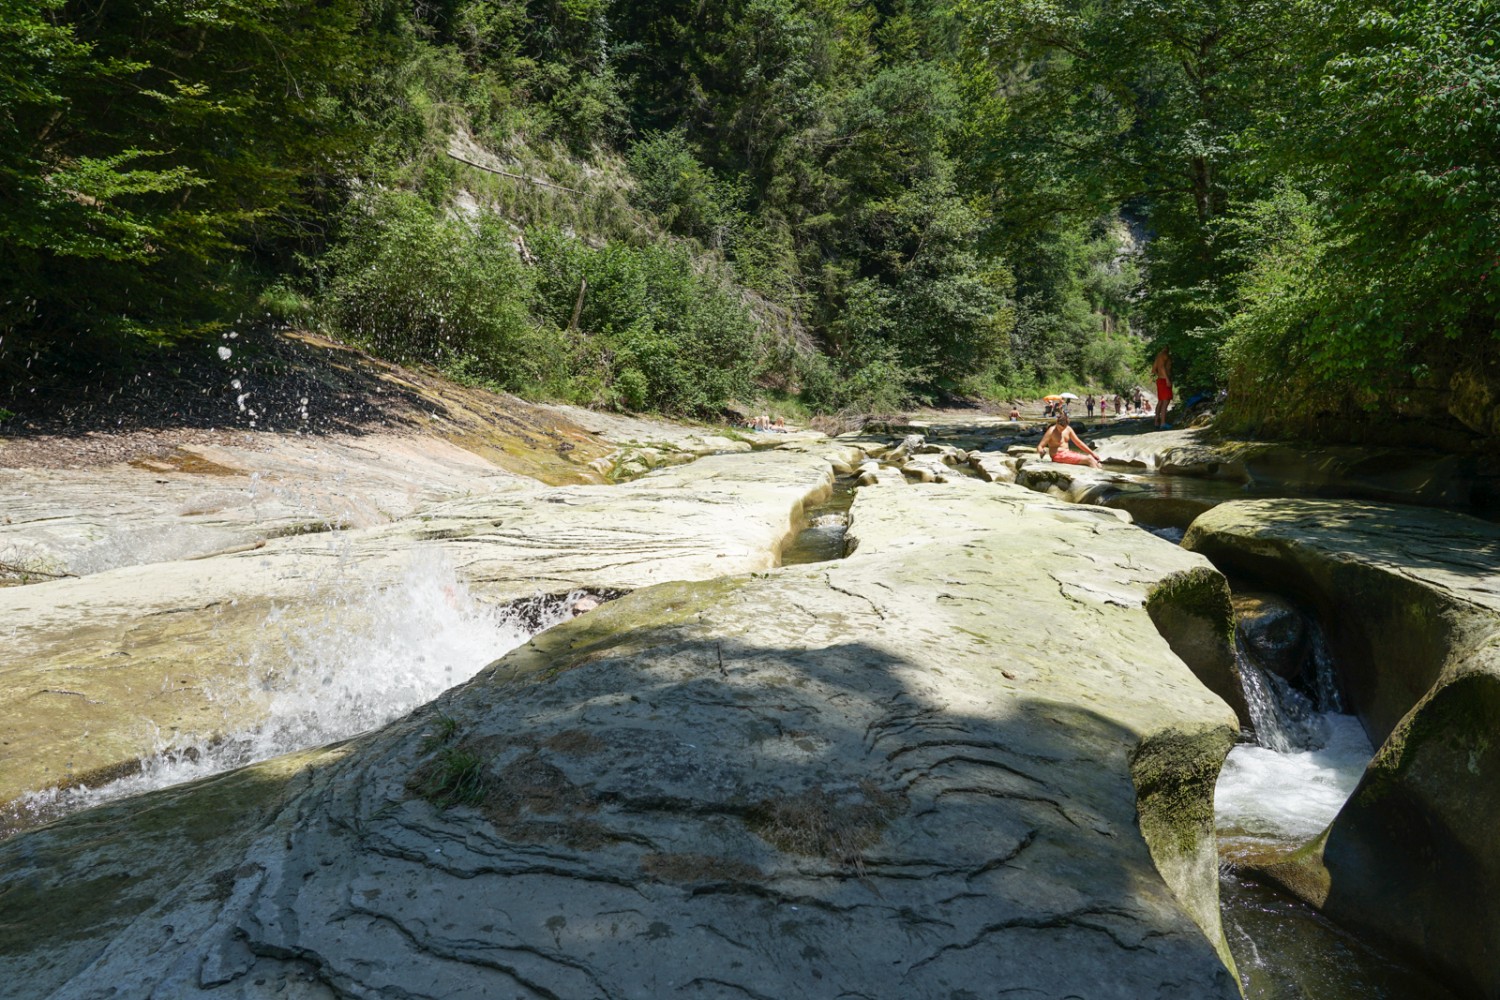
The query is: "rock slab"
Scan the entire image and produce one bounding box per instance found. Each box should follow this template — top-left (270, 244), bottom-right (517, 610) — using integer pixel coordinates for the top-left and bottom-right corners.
top-left (0, 479), bottom-right (1242, 999)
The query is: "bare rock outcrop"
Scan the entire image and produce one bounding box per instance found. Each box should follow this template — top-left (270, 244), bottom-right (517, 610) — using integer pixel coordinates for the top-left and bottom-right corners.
top-left (0, 480), bottom-right (1243, 999)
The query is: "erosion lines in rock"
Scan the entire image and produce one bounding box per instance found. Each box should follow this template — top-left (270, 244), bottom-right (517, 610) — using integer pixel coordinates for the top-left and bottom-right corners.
top-left (676, 976), bottom-right (780, 999)
top-left (337, 899), bottom-right (615, 1000)
top-left (901, 904), bottom-right (1157, 976)
top-left (823, 573), bottom-right (887, 620)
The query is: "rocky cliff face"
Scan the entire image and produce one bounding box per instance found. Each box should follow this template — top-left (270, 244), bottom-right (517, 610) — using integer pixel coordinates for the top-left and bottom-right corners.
top-left (0, 479), bottom-right (1243, 999)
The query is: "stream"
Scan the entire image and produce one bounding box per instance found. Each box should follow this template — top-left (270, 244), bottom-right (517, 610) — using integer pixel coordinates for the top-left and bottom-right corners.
top-left (10, 552), bottom-right (596, 832)
top-left (1212, 617), bottom-right (1458, 998)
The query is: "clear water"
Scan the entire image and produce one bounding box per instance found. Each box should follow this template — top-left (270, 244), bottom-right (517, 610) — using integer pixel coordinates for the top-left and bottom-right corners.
top-left (781, 477), bottom-right (856, 565)
top-left (13, 548), bottom-right (585, 829)
top-left (1221, 876), bottom-right (1459, 1000)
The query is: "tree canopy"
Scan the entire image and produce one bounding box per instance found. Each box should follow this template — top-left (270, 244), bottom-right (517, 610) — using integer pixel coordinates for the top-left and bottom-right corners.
top-left (4, 0), bottom-right (1496, 432)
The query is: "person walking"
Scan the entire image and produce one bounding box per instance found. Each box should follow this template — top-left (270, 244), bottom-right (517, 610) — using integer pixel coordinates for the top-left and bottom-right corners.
top-left (1086, 394), bottom-right (1096, 419)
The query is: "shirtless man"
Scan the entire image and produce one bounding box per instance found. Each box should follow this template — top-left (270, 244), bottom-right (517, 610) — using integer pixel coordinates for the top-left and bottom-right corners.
top-left (1037, 412), bottom-right (1101, 468)
top-left (1152, 346), bottom-right (1173, 429)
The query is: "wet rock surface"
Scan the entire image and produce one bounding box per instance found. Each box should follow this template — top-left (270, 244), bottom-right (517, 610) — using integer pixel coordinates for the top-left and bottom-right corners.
top-left (1185, 499), bottom-right (1500, 999)
top-left (0, 446), bottom-right (849, 809)
top-left (1232, 593), bottom-right (1310, 681)
top-left (0, 479), bottom-right (1242, 999)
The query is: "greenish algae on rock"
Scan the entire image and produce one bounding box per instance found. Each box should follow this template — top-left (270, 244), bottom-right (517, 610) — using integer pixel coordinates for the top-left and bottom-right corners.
top-left (1145, 567), bottom-right (1251, 729)
top-left (1186, 499), bottom-right (1500, 998)
top-left (0, 477), bottom-right (1243, 999)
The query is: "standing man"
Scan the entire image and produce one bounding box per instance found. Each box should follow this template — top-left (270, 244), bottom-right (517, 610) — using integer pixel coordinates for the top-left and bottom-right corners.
top-left (1152, 346), bottom-right (1173, 429)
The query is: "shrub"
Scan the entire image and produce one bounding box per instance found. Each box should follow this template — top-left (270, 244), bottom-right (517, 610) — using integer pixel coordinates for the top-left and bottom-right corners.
top-left (318, 191), bottom-right (548, 390)
top-left (526, 227), bottom-right (758, 414)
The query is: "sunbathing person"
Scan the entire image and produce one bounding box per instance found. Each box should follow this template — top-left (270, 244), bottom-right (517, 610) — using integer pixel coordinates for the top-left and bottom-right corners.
top-left (1037, 412), bottom-right (1102, 468)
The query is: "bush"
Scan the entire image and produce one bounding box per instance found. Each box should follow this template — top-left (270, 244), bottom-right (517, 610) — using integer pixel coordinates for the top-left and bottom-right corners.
top-left (526, 227), bottom-right (758, 414)
top-left (318, 192), bottom-right (548, 390)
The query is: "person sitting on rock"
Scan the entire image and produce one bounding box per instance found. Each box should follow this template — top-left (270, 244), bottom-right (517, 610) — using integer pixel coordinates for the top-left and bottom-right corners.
top-left (1037, 412), bottom-right (1101, 468)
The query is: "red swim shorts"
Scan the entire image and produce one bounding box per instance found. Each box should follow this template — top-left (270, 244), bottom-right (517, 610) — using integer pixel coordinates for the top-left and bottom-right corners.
top-left (1156, 377), bottom-right (1173, 402)
top-left (1052, 449), bottom-right (1093, 466)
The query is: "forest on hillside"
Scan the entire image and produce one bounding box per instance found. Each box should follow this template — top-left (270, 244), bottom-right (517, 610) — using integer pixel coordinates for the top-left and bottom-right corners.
top-left (3, 0), bottom-right (1497, 435)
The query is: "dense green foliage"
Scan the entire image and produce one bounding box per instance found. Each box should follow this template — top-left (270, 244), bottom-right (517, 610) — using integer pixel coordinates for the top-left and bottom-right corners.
top-left (963, 0), bottom-right (1500, 433)
top-left (5, 0), bottom-right (1496, 430)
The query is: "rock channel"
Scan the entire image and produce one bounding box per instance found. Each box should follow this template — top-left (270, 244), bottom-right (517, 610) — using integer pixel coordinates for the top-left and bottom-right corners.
top-left (0, 476), bottom-right (1246, 998)
top-left (1184, 500), bottom-right (1500, 999)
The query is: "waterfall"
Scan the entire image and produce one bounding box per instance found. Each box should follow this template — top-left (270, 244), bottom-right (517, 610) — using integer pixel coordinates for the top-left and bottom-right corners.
top-left (16, 550), bottom-right (590, 826)
top-left (1236, 638), bottom-right (1327, 753)
top-left (1308, 625), bottom-right (1345, 714)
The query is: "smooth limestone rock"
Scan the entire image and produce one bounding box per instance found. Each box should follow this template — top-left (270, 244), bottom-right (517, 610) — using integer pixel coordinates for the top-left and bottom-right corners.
top-left (1091, 428), bottom-right (1498, 511)
top-left (969, 453), bottom-right (1019, 484)
top-left (0, 479), bottom-right (1242, 999)
top-left (0, 447), bottom-right (843, 813)
top-left (1185, 499), bottom-right (1500, 999)
top-left (899, 455), bottom-right (950, 483)
top-left (0, 435), bottom-right (532, 583)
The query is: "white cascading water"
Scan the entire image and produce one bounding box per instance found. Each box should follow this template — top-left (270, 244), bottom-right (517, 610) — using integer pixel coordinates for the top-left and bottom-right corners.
top-left (1215, 622), bottom-right (1372, 849)
top-left (20, 546), bottom-right (583, 821)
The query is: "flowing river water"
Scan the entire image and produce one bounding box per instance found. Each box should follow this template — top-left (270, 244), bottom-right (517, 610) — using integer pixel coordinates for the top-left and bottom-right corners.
top-left (11, 550), bottom-right (597, 831)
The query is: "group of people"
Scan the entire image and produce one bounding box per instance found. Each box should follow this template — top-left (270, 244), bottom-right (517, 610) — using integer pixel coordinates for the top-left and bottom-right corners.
top-left (1042, 389), bottom-right (1147, 421)
top-left (744, 414), bottom-right (787, 432)
top-left (1035, 347), bottom-right (1174, 430)
top-left (1036, 347), bottom-right (1174, 467)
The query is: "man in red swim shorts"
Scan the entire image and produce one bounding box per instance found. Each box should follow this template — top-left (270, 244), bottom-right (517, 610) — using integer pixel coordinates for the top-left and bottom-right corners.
top-left (1037, 412), bottom-right (1102, 468)
top-left (1152, 346), bottom-right (1173, 428)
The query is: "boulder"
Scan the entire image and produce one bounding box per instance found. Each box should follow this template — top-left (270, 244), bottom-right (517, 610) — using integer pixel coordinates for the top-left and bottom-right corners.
top-left (0, 479), bottom-right (1242, 999)
top-left (969, 453), bottom-right (1018, 484)
top-left (1185, 499), bottom-right (1500, 999)
top-left (899, 456), bottom-right (950, 483)
top-left (1232, 592), bottom-right (1309, 681)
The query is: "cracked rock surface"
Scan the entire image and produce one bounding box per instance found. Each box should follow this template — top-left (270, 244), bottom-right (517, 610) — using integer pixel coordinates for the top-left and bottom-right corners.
top-left (0, 479), bottom-right (1241, 999)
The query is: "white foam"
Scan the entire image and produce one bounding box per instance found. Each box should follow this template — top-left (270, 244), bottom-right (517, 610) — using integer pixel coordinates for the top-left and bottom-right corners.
top-left (1215, 713), bottom-right (1373, 846)
top-left (20, 548), bottom-right (579, 819)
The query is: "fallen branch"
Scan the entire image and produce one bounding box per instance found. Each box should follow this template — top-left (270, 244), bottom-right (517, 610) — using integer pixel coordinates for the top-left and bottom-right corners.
top-left (0, 562), bottom-right (75, 580)
top-left (445, 151), bottom-right (580, 194)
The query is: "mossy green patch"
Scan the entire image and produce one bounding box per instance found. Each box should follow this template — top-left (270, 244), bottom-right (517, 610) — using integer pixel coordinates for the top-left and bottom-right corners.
top-left (1146, 567), bottom-right (1236, 650)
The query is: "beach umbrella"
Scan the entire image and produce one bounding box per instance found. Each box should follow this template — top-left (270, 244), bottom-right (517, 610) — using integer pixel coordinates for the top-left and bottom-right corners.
top-left (1043, 394), bottom-right (1064, 401)
top-left (1059, 392), bottom-right (1080, 400)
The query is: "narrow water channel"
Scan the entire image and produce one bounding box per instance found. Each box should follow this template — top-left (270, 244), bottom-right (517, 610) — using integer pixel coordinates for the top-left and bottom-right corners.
top-left (781, 475), bottom-right (856, 565)
top-left (1213, 620), bottom-right (1458, 998)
